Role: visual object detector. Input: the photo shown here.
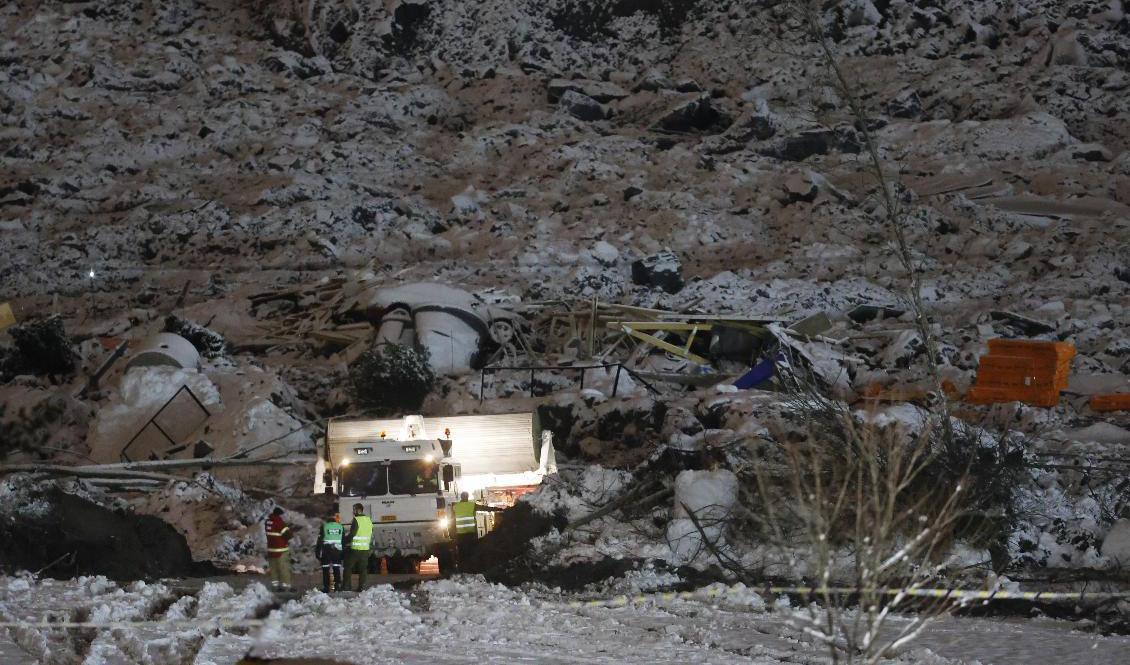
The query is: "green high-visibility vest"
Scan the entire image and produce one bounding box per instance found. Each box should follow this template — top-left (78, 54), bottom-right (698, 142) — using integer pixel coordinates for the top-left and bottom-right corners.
top-left (323, 521), bottom-right (343, 548)
top-left (351, 515), bottom-right (373, 550)
top-left (453, 500), bottom-right (477, 535)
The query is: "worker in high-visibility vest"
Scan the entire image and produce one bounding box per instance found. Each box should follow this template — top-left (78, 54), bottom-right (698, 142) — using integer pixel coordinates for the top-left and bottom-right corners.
top-left (315, 510), bottom-right (344, 593)
top-left (264, 507), bottom-right (292, 591)
top-left (343, 503), bottom-right (372, 591)
top-left (452, 492), bottom-right (502, 572)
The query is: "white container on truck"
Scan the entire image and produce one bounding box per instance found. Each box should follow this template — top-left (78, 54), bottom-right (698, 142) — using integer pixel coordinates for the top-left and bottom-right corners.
top-left (315, 413), bottom-right (555, 573)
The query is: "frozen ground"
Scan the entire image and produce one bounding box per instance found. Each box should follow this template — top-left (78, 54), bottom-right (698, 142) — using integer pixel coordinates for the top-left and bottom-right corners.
top-left (2, 575), bottom-right (1130, 665)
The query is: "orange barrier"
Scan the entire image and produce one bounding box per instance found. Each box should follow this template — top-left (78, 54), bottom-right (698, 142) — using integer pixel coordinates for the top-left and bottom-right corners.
top-left (966, 339), bottom-right (1075, 408)
top-left (1091, 394), bottom-right (1130, 412)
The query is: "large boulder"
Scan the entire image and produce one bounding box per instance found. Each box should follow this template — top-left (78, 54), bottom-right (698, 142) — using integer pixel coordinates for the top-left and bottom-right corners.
top-left (559, 90), bottom-right (608, 122)
top-left (631, 250), bottom-right (684, 294)
top-left (654, 95), bottom-right (732, 134)
top-left (547, 78), bottom-right (629, 104)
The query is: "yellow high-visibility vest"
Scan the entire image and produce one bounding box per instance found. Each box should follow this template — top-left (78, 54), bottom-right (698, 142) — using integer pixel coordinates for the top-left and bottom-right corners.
top-left (351, 515), bottom-right (373, 550)
top-left (453, 501), bottom-right (477, 535)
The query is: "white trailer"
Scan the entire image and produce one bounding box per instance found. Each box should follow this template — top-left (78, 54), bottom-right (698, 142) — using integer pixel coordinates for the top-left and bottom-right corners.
top-left (314, 413), bottom-right (555, 573)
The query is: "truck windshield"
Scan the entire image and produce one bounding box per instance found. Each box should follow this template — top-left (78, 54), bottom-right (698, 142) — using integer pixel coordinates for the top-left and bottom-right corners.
top-left (338, 463), bottom-right (387, 497)
top-left (388, 460), bottom-right (439, 495)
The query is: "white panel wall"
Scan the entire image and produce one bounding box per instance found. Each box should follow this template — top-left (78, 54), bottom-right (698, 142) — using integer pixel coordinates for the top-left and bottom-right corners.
top-left (327, 413), bottom-right (538, 475)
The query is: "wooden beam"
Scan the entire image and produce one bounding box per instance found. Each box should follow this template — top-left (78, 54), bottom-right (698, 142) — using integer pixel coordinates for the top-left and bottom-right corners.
top-left (620, 325), bottom-right (710, 364)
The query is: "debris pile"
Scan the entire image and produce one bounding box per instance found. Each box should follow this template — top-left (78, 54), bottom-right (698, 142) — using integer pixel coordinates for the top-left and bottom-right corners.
top-left (0, 0), bottom-right (1128, 593)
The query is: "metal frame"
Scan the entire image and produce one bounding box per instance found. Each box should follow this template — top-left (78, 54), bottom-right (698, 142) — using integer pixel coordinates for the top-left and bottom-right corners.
top-left (120, 384), bottom-right (211, 462)
top-left (478, 363), bottom-right (660, 403)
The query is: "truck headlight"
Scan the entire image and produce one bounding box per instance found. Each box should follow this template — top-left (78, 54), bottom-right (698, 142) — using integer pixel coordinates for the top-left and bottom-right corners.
top-left (437, 516), bottom-right (450, 529)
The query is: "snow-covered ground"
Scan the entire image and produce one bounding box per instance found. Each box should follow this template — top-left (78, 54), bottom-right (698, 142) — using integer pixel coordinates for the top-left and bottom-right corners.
top-left (2, 574), bottom-right (1129, 664)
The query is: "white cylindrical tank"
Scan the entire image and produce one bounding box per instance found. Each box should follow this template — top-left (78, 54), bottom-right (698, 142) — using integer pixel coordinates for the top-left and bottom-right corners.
top-left (125, 333), bottom-right (200, 370)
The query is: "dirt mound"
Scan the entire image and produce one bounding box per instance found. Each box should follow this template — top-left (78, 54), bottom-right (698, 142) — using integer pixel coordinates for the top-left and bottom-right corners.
top-left (460, 502), bottom-right (562, 580)
top-left (0, 489), bottom-right (215, 580)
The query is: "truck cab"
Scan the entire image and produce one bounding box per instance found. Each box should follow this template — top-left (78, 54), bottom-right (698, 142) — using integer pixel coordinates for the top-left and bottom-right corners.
top-left (328, 436), bottom-right (459, 572)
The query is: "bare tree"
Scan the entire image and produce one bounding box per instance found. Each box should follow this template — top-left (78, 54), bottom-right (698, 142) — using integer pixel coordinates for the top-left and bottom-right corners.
top-left (761, 413), bottom-right (972, 661)
top-left (786, 0), bottom-right (956, 449)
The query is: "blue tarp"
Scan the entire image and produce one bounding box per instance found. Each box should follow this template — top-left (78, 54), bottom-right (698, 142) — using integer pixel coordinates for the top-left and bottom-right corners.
top-left (733, 354), bottom-right (779, 389)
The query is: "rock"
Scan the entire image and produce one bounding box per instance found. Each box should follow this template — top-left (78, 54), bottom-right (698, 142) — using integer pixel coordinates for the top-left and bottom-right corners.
top-left (635, 70), bottom-right (674, 92)
top-left (843, 0), bottom-right (882, 27)
top-left (653, 95), bottom-right (731, 134)
top-left (847, 304), bottom-right (905, 324)
top-left (674, 78), bottom-right (702, 93)
top-left (153, 0), bottom-right (198, 35)
top-left (591, 240), bottom-right (619, 265)
top-left (631, 249), bottom-right (684, 294)
top-left (782, 173), bottom-right (818, 203)
top-left (547, 78), bottom-right (629, 104)
top-left (1050, 29), bottom-right (1089, 67)
top-left (887, 89), bottom-right (923, 119)
top-left (262, 51), bottom-right (333, 79)
top-left (559, 89), bottom-right (608, 122)
top-left (878, 330), bottom-right (924, 369)
top-left (1072, 143), bottom-right (1114, 162)
top-left (760, 127), bottom-right (860, 162)
top-left (5, 315), bottom-right (76, 377)
top-left (990, 310), bottom-right (1055, 335)
top-left (623, 186), bottom-right (644, 201)
top-left (1003, 239), bottom-right (1033, 260)
top-left (1108, 520), bottom-right (1130, 567)
top-left (725, 103), bottom-right (777, 142)
top-left (578, 436), bottom-right (604, 458)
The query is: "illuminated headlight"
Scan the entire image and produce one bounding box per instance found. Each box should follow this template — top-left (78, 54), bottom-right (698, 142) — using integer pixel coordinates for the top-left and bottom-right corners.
top-left (425, 454), bottom-right (435, 463)
top-left (437, 516), bottom-right (450, 529)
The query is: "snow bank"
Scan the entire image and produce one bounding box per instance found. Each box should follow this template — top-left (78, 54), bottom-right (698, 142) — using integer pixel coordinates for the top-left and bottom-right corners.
top-left (522, 465), bottom-right (631, 522)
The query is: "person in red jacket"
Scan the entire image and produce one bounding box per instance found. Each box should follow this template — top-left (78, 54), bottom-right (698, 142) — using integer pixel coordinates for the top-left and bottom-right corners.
top-left (265, 507), bottom-right (293, 591)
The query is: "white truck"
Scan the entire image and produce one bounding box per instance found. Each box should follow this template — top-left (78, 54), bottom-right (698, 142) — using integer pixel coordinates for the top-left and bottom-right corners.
top-left (314, 413), bottom-right (555, 574)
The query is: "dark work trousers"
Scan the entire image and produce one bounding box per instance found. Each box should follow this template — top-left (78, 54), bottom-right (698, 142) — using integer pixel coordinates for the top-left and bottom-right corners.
top-left (456, 532), bottom-right (477, 572)
top-left (320, 547), bottom-right (343, 592)
top-left (344, 549), bottom-right (369, 591)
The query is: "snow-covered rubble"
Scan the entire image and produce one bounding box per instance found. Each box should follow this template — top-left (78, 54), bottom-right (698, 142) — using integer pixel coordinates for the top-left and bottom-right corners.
top-left (1, 0), bottom-right (1129, 603)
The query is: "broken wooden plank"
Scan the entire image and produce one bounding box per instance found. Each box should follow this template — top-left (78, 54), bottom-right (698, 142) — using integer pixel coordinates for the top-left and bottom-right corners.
top-left (619, 324), bottom-right (710, 364)
top-left (984, 196), bottom-right (1129, 219)
top-left (905, 172), bottom-right (994, 197)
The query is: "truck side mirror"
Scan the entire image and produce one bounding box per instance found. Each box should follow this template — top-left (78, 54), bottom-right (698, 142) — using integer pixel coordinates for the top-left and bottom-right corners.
top-left (442, 465), bottom-right (454, 483)
top-left (323, 470), bottom-right (333, 494)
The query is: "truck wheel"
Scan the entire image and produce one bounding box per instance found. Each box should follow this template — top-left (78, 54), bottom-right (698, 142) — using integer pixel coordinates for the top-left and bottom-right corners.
top-left (387, 556), bottom-right (413, 574)
top-left (436, 546), bottom-right (454, 576)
